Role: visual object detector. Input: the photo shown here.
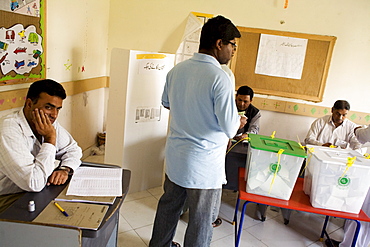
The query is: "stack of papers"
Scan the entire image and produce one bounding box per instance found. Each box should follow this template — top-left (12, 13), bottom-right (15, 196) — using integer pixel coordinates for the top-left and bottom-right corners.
top-left (67, 167), bottom-right (123, 197)
top-left (56, 186), bottom-right (116, 205)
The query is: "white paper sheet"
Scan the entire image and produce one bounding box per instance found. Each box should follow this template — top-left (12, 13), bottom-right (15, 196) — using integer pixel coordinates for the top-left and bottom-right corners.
top-left (255, 34), bottom-right (308, 79)
top-left (67, 167), bottom-right (122, 196)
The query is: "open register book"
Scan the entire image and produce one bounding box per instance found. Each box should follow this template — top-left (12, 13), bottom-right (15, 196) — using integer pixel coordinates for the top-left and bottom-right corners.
top-left (55, 166), bottom-right (123, 204)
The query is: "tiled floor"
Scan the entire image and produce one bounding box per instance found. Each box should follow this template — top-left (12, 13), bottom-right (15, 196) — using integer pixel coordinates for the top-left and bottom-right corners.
top-left (117, 186), bottom-right (345, 247)
top-left (84, 155), bottom-right (345, 247)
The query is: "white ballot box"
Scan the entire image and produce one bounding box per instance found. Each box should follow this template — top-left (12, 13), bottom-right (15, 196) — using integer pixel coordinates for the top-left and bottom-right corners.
top-left (245, 134), bottom-right (306, 200)
top-left (304, 145), bottom-right (370, 214)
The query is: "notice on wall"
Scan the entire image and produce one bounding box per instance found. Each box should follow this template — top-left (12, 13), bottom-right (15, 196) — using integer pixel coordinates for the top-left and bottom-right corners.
top-left (135, 106), bottom-right (162, 123)
top-left (255, 34), bottom-right (308, 80)
top-left (175, 12), bottom-right (213, 64)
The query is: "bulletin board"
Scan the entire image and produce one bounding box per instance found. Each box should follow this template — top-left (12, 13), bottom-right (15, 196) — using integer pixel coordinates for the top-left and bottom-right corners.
top-left (0, 0), bottom-right (45, 86)
top-left (230, 26), bottom-right (336, 102)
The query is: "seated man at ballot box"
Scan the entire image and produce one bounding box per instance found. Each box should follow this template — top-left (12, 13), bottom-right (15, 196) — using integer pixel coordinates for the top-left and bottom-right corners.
top-left (325, 125), bottom-right (370, 247)
top-left (233, 85), bottom-right (261, 140)
top-left (0, 79), bottom-right (82, 213)
top-left (304, 100), bottom-right (362, 153)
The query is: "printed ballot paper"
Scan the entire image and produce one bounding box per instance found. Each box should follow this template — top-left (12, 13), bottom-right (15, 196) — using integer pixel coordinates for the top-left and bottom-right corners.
top-left (67, 167), bottom-right (123, 197)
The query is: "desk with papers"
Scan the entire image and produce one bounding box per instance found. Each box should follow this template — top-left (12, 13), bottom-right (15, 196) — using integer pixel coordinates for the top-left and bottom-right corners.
top-left (0, 162), bottom-right (131, 247)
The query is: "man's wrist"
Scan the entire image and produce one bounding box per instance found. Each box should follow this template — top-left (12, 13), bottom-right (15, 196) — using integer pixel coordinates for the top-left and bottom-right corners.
top-left (58, 166), bottom-right (74, 175)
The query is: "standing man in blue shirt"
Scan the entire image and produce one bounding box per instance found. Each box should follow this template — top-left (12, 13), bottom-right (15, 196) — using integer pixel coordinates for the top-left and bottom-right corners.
top-left (149, 16), bottom-right (245, 247)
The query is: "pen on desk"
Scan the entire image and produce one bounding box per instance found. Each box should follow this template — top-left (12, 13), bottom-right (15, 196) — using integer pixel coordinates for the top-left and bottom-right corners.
top-left (54, 202), bottom-right (69, 217)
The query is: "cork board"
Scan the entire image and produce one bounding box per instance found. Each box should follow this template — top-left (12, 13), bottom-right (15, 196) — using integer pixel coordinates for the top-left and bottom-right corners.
top-left (230, 27), bottom-right (336, 102)
top-left (0, 0), bottom-right (45, 86)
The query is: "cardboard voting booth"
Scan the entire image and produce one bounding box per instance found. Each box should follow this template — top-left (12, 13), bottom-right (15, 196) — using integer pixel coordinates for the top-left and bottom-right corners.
top-left (304, 145), bottom-right (370, 214)
top-left (245, 134), bottom-right (306, 200)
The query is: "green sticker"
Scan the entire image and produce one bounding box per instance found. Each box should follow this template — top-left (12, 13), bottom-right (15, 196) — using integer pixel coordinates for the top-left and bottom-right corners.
top-left (338, 176), bottom-right (351, 187)
top-left (269, 163), bottom-right (281, 173)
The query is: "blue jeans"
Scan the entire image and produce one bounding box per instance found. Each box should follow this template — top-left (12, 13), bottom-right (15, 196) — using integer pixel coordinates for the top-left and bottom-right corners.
top-left (149, 175), bottom-right (222, 247)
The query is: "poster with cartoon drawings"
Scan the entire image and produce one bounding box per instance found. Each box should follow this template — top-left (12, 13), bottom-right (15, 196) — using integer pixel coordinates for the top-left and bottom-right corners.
top-left (0, 0), bottom-right (40, 17)
top-left (0, 24), bottom-right (42, 75)
top-left (0, 0), bottom-right (44, 85)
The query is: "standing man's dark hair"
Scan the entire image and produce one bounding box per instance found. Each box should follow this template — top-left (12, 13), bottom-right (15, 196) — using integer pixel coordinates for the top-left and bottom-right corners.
top-left (26, 79), bottom-right (66, 103)
top-left (199, 15), bottom-right (241, 51)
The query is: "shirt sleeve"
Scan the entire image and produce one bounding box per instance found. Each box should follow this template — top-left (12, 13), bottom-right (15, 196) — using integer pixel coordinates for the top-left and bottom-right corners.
top-left (355, 125), bottom-right (370, 144)
top-left (213, 73), bottom-right (240, 138)
top-left (0, 124), bottom-right (57, 192)
top-left (304, 118), bottom-right (325, 146)
top-left (346, 124), bottom-right (363, 151)
top-left (54, 122), bottom-right (82, 172)
top-left (247, 111), bottom-right (261, 134)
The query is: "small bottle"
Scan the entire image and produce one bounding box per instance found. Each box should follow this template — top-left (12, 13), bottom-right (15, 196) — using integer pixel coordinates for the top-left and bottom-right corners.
top-left (28, 200), bottom-right (35, 212)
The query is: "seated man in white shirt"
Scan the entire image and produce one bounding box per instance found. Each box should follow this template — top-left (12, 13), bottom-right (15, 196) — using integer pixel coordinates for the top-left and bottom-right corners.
top-left (325, 125), bottom-right (370, 247)
top-left (0, 79), bottom-right (82, 213)
top-left (304, 100), bottom-right (362, 152)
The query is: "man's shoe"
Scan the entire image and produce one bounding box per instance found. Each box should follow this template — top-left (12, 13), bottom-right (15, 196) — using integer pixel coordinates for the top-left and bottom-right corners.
top-left (325, 238), bottom-right (340, 247)
top-left (171, 241), bottom-right (181, 247)
top-left (212, 217), bottom-right (222, 227)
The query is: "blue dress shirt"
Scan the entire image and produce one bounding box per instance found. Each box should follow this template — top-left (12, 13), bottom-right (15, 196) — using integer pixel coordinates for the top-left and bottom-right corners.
top-left (162, 53), bottom-right (240, 189)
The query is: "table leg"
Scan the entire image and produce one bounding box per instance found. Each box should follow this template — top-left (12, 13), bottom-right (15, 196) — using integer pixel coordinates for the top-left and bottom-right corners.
top-left (351, 220), bottom-right (361, 247)
top-left (235, 201), bottom-right (249, 247)
top-left (233, 197), bottom-right (240, 225)
top-left (233, 197), bottom-right (240, 245)
top-left (320, 215), bottom-right (330, 241)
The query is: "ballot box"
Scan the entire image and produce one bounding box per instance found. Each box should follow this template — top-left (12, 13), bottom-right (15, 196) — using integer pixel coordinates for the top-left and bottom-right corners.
top-left (304, 145), bottom-right (370, 214)
top-left (245, 134), bottom-right (306, 200)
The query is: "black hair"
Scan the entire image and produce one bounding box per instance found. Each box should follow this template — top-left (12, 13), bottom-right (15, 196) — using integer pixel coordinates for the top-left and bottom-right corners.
top-left (333, 100), bottom-right (350, 110)
top-left (199, 15), bottom-right (241, 50)
top-left (236, 86), bottom-right (254, 100)
top-left (26, 79), bottom-right (66, 103)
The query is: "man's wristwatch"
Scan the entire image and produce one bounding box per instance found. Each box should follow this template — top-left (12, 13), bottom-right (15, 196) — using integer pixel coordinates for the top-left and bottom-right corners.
top-left (58, 166), bottom-right (74, 175)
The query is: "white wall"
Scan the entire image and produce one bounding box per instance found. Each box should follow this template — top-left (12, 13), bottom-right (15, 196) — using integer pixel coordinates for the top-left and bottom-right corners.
top-left (108, 0), bottom-right (370, 144)
top-left (45, 0), bottom-right (110, 150)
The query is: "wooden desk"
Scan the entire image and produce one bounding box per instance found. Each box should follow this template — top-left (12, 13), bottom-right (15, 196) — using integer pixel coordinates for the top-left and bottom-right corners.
top-left (234, 167), bottom-right (370, 247)
top-left (0, 162), bottom-right (131, 247)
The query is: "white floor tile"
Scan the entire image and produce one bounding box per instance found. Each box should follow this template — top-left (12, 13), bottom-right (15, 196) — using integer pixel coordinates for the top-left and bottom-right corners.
top-left (117, 230), bottom-right (147, 247)
top-left (134, 224), bottom-right (153, 246)
top-left (120, 196), bottom-right (158, 229)
top-left (211, 230), bottom-right (268, 247)
top-left (211, 219), bottom-right (236, 242)
top-left (244, 216), bottom-right (320, 247)
top-left (147, 186), bottom-right (164, 197)
top-left (135, 220), bottom-right (188, 246)
top-left (125, 190), bottom-right (154, 202)
top-left (118, 214), bottom-right (133, 233)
